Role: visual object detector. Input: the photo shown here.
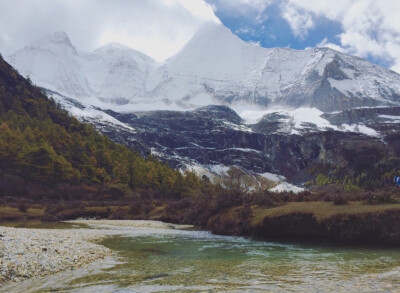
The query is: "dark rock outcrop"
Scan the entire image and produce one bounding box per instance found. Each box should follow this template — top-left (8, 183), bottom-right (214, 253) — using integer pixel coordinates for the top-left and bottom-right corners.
top-left (90, 105), bottom-right (399, 185)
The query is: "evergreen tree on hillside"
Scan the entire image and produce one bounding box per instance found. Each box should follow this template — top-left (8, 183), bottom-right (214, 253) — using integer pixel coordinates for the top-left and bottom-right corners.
top-left (0, 55), bottom-right (190, 198)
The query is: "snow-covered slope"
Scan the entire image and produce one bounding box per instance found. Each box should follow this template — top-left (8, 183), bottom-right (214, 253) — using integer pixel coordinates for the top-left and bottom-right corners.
top-left (88, 43), bottom-right (156, 105)
top-left (8, 32), bottom-right (92, 98)
top-left (6, 23), bottom-right (400, 112)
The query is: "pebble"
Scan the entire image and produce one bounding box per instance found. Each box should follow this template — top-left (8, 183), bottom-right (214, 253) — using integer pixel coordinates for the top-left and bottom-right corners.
top-left (0, 220), bottom-right (189, 287)
top-left (0, 226), bottom-right (113, 286)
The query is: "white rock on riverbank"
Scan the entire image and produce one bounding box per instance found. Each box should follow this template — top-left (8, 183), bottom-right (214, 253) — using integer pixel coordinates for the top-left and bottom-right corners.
top-left (0, 226), bottom-right (112, 285)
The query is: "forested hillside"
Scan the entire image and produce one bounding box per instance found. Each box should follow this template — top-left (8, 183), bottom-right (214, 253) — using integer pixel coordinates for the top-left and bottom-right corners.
top-left (0, 54), bottom-right (199, 200)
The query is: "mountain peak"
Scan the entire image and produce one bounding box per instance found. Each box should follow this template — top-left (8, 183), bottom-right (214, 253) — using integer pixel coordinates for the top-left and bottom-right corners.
top-left (25, 31), bottom-right (78, 56)
top-left (37, 31), bottom-right (74, 47)
top-left (7, 23), bottom-right (400, 112)
top-left (187, 22), bottom-right (242, 48)
top-left (168, 22), bottom-right (251, 73)
top-left (47, 31), bottom-right (70, 43)
top-left (94, 42), bottom-right (154, 63)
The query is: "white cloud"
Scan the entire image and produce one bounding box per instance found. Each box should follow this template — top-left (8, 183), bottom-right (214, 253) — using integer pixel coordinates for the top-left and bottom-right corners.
top-left (283, 0), bottom-right (352, 20)
top-left (281, 5), bottom-right (314, 39)
top-left (0, 0), bottom-right (219, 62)
top-left (282, 0), bottom-right (400, 73)
top-left (215, 0), bottom-right (272, 11)
top-left (317, 38), bottom-right (345, 52)
top-left (207, 0), bottom-right (273, 17)
top-left (249, 40), bottom-right (261, 46)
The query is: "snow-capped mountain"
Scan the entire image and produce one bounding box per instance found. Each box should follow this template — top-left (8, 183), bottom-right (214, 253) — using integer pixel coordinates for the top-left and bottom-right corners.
top-left (8, 32), bottom-right (91, 98)
top-left (5, 22), bottom-right (400, 188)
top-left (7, 22), bottom-right (400, 112)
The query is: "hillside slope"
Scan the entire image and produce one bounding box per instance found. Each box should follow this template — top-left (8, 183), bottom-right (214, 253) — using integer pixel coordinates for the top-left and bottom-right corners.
top-left (0, 55), bottom-right (194, 199)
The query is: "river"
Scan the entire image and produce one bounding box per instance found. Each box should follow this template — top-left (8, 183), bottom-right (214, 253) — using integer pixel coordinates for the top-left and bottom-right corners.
top-left (3, 222), bottom-right (400, 292)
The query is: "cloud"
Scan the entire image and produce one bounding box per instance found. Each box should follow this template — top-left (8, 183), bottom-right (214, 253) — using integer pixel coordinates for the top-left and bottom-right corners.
top-left (206, 0), bottom-right (273, 18)
top-left (0, 0), bottom-right (219, 62)
top-left (317, 38), bottom-right (345, 52)
top-left (2, 0), bottom-right (399, 73)
top-left (283, 0), bottom-right (351, 21)
top-left (282, 0), bottom-right (400, 73)
top-left (281, 4), bottom-right (314, 39)
top-left (210, 0), bottom-right (272, 12)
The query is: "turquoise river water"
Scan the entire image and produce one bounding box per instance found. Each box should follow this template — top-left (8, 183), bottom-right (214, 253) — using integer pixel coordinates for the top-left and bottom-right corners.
top-left (3, 223), bottom-right (400, 292)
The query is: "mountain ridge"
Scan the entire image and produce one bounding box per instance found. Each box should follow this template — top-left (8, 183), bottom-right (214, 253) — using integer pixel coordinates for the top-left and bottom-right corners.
top-left (4, 23), bottom-right (400, 190)
top-left (6, 22), bottom-right (400, 112)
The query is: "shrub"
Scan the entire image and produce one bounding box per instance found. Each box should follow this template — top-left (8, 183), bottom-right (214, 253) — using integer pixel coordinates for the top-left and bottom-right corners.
top-left (18, 202), bottom-right (29, 213)
top-left (363, 189), bottom-right (398, 204)
top-left (45, 202), bottom-right (66, 215)
top-left (333, 193), bottom-right (349, 205)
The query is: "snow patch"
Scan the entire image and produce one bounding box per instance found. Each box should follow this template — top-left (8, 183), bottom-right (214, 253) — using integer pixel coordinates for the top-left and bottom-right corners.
top-left (51, 93), bottom-right (135, 131)
top-left (222, 121), bottom-right (252, 132)
top-left (259, 172), bottom-right (286, 182)
top-left (238, 106), bottom-right (381, 137)
top-left (379, 115), bottom-right (400, 123)
top-left (270, 182), bottom-right (305, 194)
top-left (339, 124), bottom-right (380, 137)
top-left (207, 164), bottom-right (230, 175)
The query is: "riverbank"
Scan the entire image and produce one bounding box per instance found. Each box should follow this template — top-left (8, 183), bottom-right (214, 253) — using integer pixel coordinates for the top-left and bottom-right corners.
top-left (0, 220), bottom-right (194, 288)
top-left (2, 197), bottom-right (400, 246)
top-left (3, 220), bottom-right (400, 293)
top-left (208, 201), bottom-right (400, 245)
top-left (1, 216), bottom-right (400, 291)
top-left (0, 225), bottom-right (112, 285)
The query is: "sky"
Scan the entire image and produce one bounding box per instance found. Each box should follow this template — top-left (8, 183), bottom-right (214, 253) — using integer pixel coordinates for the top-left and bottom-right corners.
top-left (0, 0), bottom-right (399, 73)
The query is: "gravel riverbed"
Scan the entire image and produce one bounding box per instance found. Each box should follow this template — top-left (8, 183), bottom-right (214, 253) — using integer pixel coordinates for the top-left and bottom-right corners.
top-left (0, 220), bottom-right (193, 288)
top-left (0, 226), bottom-right (112, 286)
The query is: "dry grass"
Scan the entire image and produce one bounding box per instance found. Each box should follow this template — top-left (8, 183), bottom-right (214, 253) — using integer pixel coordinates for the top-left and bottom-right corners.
top-left (251, 201), bottom-right (400, 226)
top-left (84, 206), bottom-right (130, 213)
top-left (148, 206), bottom-right (166, 217)
top-left (0, 205), bottom-right (45, 220)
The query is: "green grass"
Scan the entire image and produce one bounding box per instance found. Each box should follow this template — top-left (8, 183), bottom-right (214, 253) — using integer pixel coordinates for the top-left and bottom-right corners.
top-left (251, 201), bottom-right (400, 226)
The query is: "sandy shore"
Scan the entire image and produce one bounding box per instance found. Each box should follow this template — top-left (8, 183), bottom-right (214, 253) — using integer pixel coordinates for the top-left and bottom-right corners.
top-left (0, 220), bottom-right (193, 287)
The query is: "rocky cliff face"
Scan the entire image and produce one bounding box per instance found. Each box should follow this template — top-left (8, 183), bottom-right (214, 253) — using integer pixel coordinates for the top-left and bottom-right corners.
top-left (66, 102), bottom-right (398, 184)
